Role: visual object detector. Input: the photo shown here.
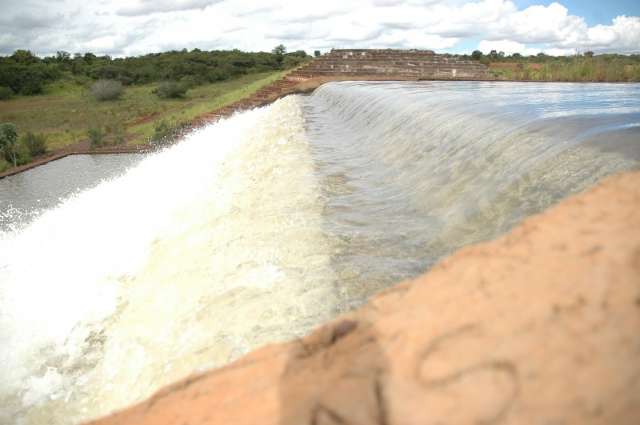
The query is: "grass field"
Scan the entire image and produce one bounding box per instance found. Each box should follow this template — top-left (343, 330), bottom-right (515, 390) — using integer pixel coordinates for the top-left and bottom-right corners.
top-left (487, 57), bottom-right (640, 82)
top-left (0, 70), bottom-right (286, 152)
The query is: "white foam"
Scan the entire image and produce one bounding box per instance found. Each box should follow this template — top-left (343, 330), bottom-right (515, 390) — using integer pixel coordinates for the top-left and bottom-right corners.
top-left (0, 96), bottom-right (337, 425)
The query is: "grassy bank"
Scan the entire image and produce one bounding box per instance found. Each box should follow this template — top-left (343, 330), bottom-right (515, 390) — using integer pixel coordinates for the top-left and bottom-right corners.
top-left (0, 70), bottom-right (286, 172)
top-left (484, 55), bottom-right (640, 82)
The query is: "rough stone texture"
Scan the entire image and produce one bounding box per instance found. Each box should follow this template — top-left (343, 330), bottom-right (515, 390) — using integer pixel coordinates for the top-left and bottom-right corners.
top-left (289, 49), bottom-right (491, 80)
top-left (87, 170), bottom-right (640, 425)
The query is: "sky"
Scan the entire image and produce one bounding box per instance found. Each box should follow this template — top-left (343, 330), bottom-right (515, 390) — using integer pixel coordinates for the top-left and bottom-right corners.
top-left (0, 0), bottom-right (638, 57)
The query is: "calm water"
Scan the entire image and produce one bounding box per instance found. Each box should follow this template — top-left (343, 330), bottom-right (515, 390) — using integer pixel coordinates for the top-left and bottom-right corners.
top-left (0, 82), bottom-right (638, 425)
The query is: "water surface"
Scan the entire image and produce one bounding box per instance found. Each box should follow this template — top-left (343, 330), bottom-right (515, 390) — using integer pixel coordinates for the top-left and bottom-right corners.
top-left (0, 81), bottom-right (638, 425)
top-left (0, 154), bottom-right (145, 232)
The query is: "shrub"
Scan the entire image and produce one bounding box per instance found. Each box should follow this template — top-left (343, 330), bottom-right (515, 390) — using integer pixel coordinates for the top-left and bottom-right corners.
top-left (15, 140), bottom-right (31, 165)
top-left (0, 158), bottom-right (9, 173)
top-left (180, 75), bottom-right (204, 89)
top-left (87, 127), bottom-right (104, 148)
top-left (21, 132), bottom-right (47, 156)
top-left (0, 86), bottom-right (14, 100)
top-left (110, 123), bottom-right (126, 145)
top-left (91, 79), bottom-right (123, 101)
top-left (154, 81), bottom-right (188, 99)
top-left (0, 122), bottom-right (18, 166)
top-left (151, 120), bottom-right (190, 146)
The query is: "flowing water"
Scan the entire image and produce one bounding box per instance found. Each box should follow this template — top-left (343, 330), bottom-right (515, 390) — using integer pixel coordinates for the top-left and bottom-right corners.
top-left (0, 154), bottom-right (145, 233)
top-left (0, 81), bottom-right (639, 425)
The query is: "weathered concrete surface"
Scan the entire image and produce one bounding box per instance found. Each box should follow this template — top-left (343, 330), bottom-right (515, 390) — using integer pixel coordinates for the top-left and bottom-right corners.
top-left (87, 170), bottom-right (640, 425)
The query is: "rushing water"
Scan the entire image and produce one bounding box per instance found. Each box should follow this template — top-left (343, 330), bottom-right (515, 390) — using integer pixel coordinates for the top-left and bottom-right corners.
top-left (0, 155), bottom-right (145, 232)
top-left (0, 81), bottom-right (639, 425)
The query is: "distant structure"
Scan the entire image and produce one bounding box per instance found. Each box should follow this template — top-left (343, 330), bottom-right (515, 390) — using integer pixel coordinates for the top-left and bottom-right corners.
top-left (287, 49), bottom-right (491, 80)
top-left (192, 49), bottom-right (493, 125)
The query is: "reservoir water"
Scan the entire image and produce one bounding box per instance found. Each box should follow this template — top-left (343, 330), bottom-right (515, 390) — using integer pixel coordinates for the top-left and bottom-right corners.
top-left (1, 81), bottom-right (639, 425)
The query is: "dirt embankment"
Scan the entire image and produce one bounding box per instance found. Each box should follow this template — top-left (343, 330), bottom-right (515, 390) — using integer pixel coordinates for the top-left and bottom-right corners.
top-left (87, 171), bottom-right (640, 425)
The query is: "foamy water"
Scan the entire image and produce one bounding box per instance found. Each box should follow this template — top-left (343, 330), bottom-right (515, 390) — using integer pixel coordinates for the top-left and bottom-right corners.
top-left (1, 82), bottom-right (639, 425)
top-left (0, 96), bottom-right (339, 424)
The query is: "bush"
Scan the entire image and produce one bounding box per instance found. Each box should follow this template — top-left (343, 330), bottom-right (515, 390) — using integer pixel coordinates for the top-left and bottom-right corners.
top-left (105, 122), bottom-right (126, 145)
top-left (154, 81), bottom-right (188, 99)
top-left (179, 75), bottom-right (204, 89)
top-left (15, 140), bottom-right (31, 165)
top-left (151, 120), bottom-right (190, 146)
top-left (0, 158), bottom-right (9, 173)
top-left (0, 86), bottom-right (14, 100)
top-left (87, 127), bottom-right (104, 148)
top-left (0, 122), bottom-right (18, 166)
top-left (91, 79), bottom-right (123, 101)
top-left (21, 132), bottom-right (47, 156)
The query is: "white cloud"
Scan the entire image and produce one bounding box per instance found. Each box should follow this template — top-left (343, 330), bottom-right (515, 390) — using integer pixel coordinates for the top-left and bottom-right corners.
top-left (0, 0), bottom-right (638, 57)
top-left (491, 2), bottom-right (586, 44)
top-left (584, 16), bottom-right (640, 52)
top-left (478, 40), bottom-right (539, 55)
top-left (116, 0), bottom-right (221, 17)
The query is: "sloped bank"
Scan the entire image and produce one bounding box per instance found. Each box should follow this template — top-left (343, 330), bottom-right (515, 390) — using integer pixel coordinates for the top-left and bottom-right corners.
top-left (87, 170), bottom-right (640, 425)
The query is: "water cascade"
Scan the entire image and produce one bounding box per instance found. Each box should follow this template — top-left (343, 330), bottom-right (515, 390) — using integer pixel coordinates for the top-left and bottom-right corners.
top-left (1, 81), bottom-right (638, 425)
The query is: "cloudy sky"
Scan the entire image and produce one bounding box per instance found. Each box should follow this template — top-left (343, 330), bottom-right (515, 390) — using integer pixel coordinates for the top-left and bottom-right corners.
top-left (0, 0), bottom-right (638, 57)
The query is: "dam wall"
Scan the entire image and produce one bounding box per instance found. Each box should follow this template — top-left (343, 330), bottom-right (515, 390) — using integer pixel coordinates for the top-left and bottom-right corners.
top-left (195, 50), bottom-right (492, 123)
top-left (288, 49), bottom-right (492, 80)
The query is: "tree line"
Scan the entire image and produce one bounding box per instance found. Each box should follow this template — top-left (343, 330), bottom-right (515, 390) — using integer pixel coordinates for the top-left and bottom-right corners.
top-left (0, 45), bottom-right (309, 98)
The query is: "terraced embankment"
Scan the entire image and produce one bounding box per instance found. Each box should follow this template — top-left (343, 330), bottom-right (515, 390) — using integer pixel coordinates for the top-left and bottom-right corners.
top-left (195, 49), bottom-right (492, 122)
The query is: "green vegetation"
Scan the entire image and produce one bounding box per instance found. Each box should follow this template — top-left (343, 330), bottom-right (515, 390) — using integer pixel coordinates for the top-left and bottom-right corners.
top-left (0, 123), bottom-right (19, 167)
top-left (0, 70), bottom-right (288, 166)
top-left (466, 50), bottom-right (640, 82)
top-left (21, 132), bottom-right (47, 157)
top-left (0, 48), bottom-right (309, 96)
top-left (150, 120), bottom-right (191, 147)
top-left (0, 47), bottom-right (309, 173)
top-left (0, 86), bottom-right (14, 100)
top-left (154, 81), bottom-right (188, 99)
top-left (91, 79), bottom-right (124, 101)
top-left (87, 127), bottom-right (104, 148)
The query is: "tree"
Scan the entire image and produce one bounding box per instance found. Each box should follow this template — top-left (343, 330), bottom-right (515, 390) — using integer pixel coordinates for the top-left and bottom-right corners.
top-left (83, 52), bottom-right (97, 63)
top-left (56, 51), bottom-right (71, 63)
top-left (314, 50), bottom-right (321, 57)
top-left (471, 50), bottom-right (482, 60)
top-left (584, 51), bottom-right (594, 58)
top-left (0, 123), bottom-right (18, 167)
top-left (11, 50), bottom-right (38, 64)
top-left (272, 44), bottom-right (286, 67)
top-left (272, 44), bottom-right (286, 56)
